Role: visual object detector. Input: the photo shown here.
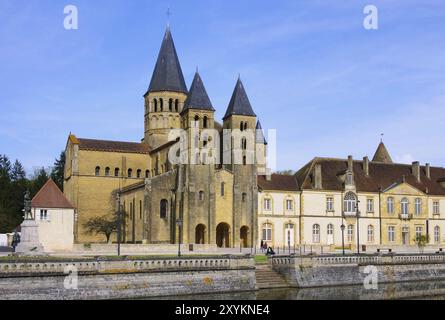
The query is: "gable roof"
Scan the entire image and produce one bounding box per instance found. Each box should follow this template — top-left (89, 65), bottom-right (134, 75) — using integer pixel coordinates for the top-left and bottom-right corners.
top-left (182, 72), bottom-right (215, 114)
top-left (223, 78), bottom-right (256, 120)
top-left (32, 179), bottom-right (74, 209)
top-left (297, 157), bottom-right (445, 195)
top-left (77, 138), bottom-right (150, 154)
top-left (258, 174), bottom-right (299, 192)
top-left (145, 27), bottom-right (188, 95)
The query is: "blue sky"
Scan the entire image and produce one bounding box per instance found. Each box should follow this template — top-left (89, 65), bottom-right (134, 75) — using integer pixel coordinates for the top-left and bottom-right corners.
top-left (1, 0), bottom-right (444, 174)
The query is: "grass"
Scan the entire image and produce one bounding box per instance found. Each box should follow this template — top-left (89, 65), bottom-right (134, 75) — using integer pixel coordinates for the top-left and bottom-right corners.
top-left (254, 255), bottom-right (268, 264)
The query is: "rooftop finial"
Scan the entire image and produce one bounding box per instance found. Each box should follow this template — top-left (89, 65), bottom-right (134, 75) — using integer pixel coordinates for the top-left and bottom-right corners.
top-left (166, 7), bottom-right (172, 28)
top-left (380, 133), bottom-right (384, 143)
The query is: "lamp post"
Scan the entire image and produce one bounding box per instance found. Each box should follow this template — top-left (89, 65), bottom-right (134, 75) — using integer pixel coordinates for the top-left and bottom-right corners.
top-left (356, 200), bottom-right (361, 255)
top-left (176, 218), bottom-right (183, 257)
top-left (340, 224), bottom-right (345, 255)
top-left (116, 193), bottom-right (122, 257)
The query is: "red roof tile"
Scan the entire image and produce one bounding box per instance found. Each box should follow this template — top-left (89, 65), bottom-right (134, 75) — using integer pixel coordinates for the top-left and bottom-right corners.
top-left (32, 179), bottom-right (74, 209)
top-left (258, 174), bottom-right (299, 191)
top-left (77, 138), bottom-right (150, 154)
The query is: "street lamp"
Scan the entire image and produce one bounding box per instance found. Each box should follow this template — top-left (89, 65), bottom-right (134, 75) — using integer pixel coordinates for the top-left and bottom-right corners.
top-left (116, 193), bottom-right (122, 257)
top-left (340, 224), bottom-right (345, 255)
top-left (176, 218), bottom-right (183, 257)
top-left (356, 200), bottom-right (361, 255)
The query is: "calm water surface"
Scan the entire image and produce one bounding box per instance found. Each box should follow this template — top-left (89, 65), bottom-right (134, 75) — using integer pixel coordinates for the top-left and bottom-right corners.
top-left (145, 280), bottom-right (445, 300)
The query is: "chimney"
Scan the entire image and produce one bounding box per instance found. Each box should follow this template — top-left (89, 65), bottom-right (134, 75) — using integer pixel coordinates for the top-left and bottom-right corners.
top-left (348, 155), bottom-right (353, 172)
top-left (314, 164), bottom-right (322, 189)
top-left (425, 163), bottom-right (431, 179)
top-left (412, 161), bottom-right (420, 182)
top-left (363, 156), bottom-right (369, 176)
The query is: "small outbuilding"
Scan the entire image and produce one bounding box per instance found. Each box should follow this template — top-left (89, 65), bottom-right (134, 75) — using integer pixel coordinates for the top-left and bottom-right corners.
top-left (31, 179), bottom-right (75, 252)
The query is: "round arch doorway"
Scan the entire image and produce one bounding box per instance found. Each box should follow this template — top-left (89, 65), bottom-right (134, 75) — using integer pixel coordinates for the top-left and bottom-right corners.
top-left (216, 223), bottom-right (230, 248)
top-left (195, 224), bottom-right (206, 244)
top-left (240, 226), bottom-right (250, 248)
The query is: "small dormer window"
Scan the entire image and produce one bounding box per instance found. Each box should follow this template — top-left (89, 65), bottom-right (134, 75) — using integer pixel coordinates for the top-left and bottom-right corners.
top-left (346, 172), bottom-right (353, 185)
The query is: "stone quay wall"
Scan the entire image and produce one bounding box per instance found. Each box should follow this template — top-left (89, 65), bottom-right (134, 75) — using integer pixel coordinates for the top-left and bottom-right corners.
top-left (271, 254), bottom-right (445, 288)
top-left (0, 255), bottom-right (255, 300)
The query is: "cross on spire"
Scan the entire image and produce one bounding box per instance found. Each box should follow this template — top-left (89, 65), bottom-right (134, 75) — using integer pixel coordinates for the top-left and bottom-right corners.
top-left (380, 133), bottom-right (384, 142)
top-left (166, 7), bottom-right (172, 27)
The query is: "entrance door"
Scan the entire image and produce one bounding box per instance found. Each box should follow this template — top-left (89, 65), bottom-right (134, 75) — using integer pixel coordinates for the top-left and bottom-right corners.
top-left (402, 227), bottom-right (409, 245)
top-left (285, 224), bottom-right (294, 246)
top-left (195, 224), bottom-right (206, 244)
top-left (216, 223), bottom-right (230, 248)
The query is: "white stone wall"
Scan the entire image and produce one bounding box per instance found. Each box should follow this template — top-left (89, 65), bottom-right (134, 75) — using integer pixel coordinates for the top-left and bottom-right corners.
top-left (34, 207), bottom-right (74, 251)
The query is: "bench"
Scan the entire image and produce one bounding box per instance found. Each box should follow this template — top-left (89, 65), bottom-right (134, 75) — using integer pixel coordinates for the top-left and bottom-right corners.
top-left (377, 248), bottom-right (393, 254)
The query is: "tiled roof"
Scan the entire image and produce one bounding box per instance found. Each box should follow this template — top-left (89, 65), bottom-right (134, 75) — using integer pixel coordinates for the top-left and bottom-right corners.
top-left (258, 174), bottom-right (299, 191)
top-left (223, 78), bottom-right (256, 120)
top-left (146, 27), bottom-right (188, 95)
top-left (77, 138), bottom-right (150, 154)
top-left (372, 142), bottom-right (393, 163)
top-left (32, 179), bottom-right (74, 209)
top-left (182, 72), bottom-right (215, 114)
top-left (297, 157), bottom-right (445, 195)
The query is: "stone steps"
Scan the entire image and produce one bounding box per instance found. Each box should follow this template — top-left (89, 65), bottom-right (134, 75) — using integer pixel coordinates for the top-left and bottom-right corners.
top-left (255, 264), bottom-right (290, 289)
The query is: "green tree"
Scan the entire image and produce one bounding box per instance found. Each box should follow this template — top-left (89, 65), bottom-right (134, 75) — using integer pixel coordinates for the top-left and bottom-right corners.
top-left (274, 170), bottom-right (295, 175)
top-left (51, 151), bottom-right (65, 191)
top-left (83, 215), bottom-right (119, 243)
top-left (414, 234), bottom-right (429, 253)
top-left (0, 155), bottom-right (15, 233)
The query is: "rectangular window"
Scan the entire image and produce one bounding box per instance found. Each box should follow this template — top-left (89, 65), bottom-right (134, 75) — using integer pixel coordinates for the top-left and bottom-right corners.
top-left (415, 199), bottom-right (422, 215)
top-left (433, 201), bottom-right (440, 215)
top-left (326, 197), bottom-right (334, 211)
top-left (264, 199), bottom-right (271, 211)
top-left (387, 198), bottom-right (394, 214)
top-left (286, 199), bottom-right (293, 211)
top-left (40, 210), bottom-right (48, 221)
top-left (367, 199), bottom-right (374, 213)
top-left (388, 226), bottom-right (395, 242)
top-left (416, 226), bottom-right (423, 239)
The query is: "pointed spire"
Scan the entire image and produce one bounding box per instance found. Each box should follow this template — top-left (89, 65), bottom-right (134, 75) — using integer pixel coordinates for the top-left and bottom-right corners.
top-left (372, 142), bottom-right (393, 163)
top-left (182, 72), bottom-right (215, 113)
top-left (223, 78), bottom-right (256, 120)
top-left (145, 27), bottom-right (188, 95)
top-left (256, 121), bottom-right (267, 145)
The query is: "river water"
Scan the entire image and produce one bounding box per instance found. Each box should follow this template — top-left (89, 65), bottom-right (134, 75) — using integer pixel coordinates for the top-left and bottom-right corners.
top-left (145, 280), bottom-right (445, 300)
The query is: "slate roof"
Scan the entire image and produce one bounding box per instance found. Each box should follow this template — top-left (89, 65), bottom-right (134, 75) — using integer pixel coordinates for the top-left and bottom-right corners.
top-left (32, 179), bottom-right (74, 209)
top-left (145, 27), bottom-right (188, 95)
top-left (295, 157), bottom-right (445, 195)
top-left (77, 138), bottom-right (150, 154)
top-left (223, 78), bottom-right (256, 120)
top-left (372, 142), bottom-right (393, 163)
top-left (256, 121), bottom-right (267, 145)
top-left (258, 174), bottom-right (299, 192)
top-left (182, 72), bottom-right (215, 114)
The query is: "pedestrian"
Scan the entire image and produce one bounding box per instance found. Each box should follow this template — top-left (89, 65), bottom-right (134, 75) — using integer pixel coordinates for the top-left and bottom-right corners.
top-left (260, 240), bottom-right (264, 252)
top-left (12, 231), bottom-right (20, 253)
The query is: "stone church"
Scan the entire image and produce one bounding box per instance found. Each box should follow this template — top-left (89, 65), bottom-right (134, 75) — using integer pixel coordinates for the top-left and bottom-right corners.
top-left (63, 27), bottom-right (268, 247)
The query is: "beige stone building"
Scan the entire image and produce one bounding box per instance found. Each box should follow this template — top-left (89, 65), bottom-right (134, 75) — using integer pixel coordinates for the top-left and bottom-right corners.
top-left (64, 27), bottom-right (267, 247)
top-left (257, 143), bottom-right (445, 250)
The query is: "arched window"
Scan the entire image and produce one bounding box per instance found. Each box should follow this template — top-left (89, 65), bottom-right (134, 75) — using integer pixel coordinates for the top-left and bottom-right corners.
top-left (175, 99), bottom-right (179, 112)
top-left (127, 168), bottom-right (133, 178)
top-left (194, 115), bottom-right (200, 127)
top-left (243, 156), bottom-right (247, 166)
top-left (434, 226), bottom-right (441, 244)
top-left (367, 225), bottom-right (374, 243)
top-left (344, 192), bottom-right (356, 214)
top-left (169, 98), bottom-right (173, 112)
top-left (137, 169), bottom-right (142, 178)
top-left (153, 99), bottom-right (158, 112)
top-left (240, 122), bottom-right (244, 131)
top-left (203, 116), bottom-right (208, 129)
top-left (415, 198), bottom-right (422, 215)
top-left (401, 198), bottom-right (409, 215)
top-left (312, 224), bottom-right (320, 243)
top-left (241, 138), bottom-right (247, 150)
top-left (114, 168), bottom-right (120, 177)
top-left (160, 199), bottom-right (168, 219)
top-left (199, 191), bottom-right (205, 201)
top-left (327, 224), bottom-right (334, 235)
top-left (387, 197), bottom-right (394, 214)
top-left (105, 167), bottom-right (110, 176)
top-left (242, 193), bottom-right (247, 202)
top-left (262, 223), bottom-right (272, 241)
top-left (347, 225), bottom-right (354, 242)
top-left (159, 98), bottom-right (164, 111)
top-left (221, 182), bottom-right (225, 196)
top-left (145, 170), bottom-right (150, 178)
top-left (95, 166), bottom-right (100, 176)
top-left (244, 122), bottom-right (248, 131)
